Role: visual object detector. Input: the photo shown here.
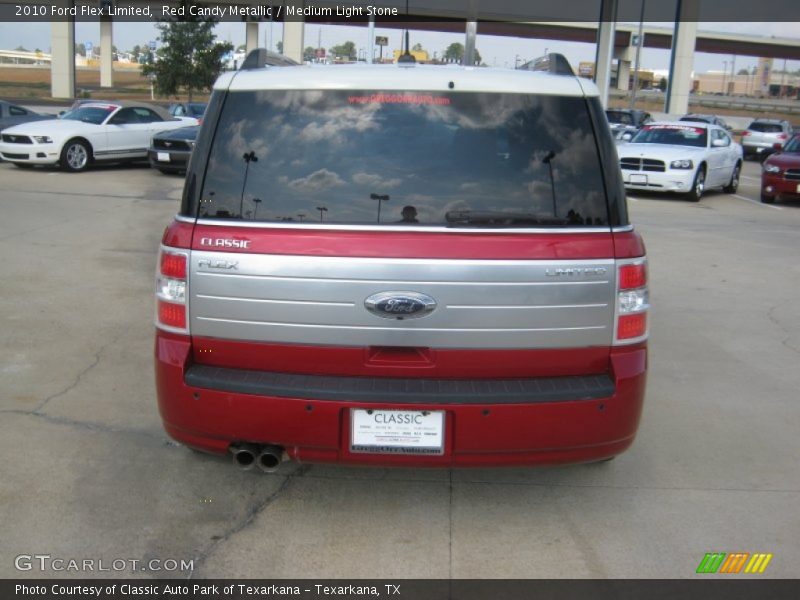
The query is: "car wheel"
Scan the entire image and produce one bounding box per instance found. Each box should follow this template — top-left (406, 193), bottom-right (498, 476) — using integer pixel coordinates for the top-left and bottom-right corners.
top-left (723, 163), bottom-right (740, 194)
top-left (760, 192), bottom-right (775, 204)
top-left (60, 139), bottom-right (91, 172)
top-left (685, 167), bottom-right (705, 202)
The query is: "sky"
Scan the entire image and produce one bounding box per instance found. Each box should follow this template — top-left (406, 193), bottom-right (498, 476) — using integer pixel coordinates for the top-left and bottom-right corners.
top-left (1, 20), bottom-right (799, 74)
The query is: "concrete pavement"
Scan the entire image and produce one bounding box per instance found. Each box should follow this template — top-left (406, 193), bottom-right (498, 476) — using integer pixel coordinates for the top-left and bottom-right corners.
top-left (0, 160), bottom-right (798, 579)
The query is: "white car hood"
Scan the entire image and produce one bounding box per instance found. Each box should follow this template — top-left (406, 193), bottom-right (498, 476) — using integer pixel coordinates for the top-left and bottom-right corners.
top-left (617, 143), bottom-right (707, 160)
top-left (2, 118), bottom-right (92, 135)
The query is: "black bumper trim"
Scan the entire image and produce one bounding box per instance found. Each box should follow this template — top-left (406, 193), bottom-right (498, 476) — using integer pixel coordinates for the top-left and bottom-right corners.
top-left (184, 364), bottom-right (615, 405)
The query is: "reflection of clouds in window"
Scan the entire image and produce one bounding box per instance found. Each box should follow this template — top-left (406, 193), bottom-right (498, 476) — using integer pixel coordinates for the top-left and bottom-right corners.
top-left (287, 169), bottom-right (345, 193)
top-left (459, 182), bottom-right (479, 191)
top-left (352, 172), bottom-right (402, 189)
top-left (224, 120), bottom-right (271, 161)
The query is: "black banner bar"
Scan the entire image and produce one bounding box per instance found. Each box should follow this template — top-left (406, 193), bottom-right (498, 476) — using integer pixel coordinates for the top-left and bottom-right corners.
top-left (3, 580), bottom-right (800, 600)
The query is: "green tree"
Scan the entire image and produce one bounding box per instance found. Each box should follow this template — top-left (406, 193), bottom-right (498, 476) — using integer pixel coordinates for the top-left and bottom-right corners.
top-left (658, 77), bottom-right (667, 92)
top-left (14, 45), bottom-right (28, 52)
top-left (130, 44), bottom-right (141, 63)
top-left (141, 15), bottom-right (232, 100)
top-left (412, 42), bottom-right (424, 52)
top-left (276, 41), bottom-right (283, 54)
top-left (442, 42), bottom-right (481, 65)
top-left (330, 41), bottom-right (356, 60)
top-left (443, 42), bottom-right (463, 62)
top-left (737, 68), bottom-right (749, 76)
top-left (303, 46), bottom-right (317, 61)
top-left (76, 43), bottom-right (86, 57)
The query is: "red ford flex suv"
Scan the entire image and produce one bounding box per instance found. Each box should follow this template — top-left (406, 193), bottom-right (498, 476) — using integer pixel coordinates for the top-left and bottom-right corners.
top-left (155, 52), bottom-right (648, 471)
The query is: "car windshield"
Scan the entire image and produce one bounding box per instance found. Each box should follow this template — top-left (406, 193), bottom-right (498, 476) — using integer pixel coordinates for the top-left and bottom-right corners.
top-left (783, 136), bottom-right (800, 153)
top-left (631, 124), bottom-right (708, 148)
top-left (62, 106), bottom-right (116, 125)
top-left (196, 90), bottom-right (610, 228)
top-left (749, 122), bottom-right (783, 133)
top-left (606, 111), bottom-right (633, 125)
top-left (187, 103), bottom-right (207, 117)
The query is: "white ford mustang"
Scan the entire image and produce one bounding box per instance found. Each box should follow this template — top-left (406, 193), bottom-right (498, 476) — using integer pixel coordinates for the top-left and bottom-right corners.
top-left (0, 102), bottom-right (197, 172)
top-left (618, 122), bottom-right (743, 202)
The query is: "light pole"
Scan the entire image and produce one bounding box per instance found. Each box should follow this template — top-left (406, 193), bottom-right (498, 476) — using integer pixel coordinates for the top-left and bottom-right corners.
top-left (370, 193), bottom-right (390, 222)
top-left (316, 206), bottom-right (328, 222)
top-left (239, 151), bottom-right (258, 216)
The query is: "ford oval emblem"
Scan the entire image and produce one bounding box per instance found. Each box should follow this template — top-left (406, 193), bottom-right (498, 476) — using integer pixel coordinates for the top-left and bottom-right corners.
top-left (364, 291), bottom-right (437, 320)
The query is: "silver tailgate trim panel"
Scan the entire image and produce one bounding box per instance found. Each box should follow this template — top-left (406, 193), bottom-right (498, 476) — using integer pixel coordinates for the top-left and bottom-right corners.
top-left (189, 252), bottom-right (616, 349)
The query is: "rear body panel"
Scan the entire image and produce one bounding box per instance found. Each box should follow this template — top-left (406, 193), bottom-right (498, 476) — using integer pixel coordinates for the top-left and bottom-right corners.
top-left (154, 65), bottom-right (647, 467)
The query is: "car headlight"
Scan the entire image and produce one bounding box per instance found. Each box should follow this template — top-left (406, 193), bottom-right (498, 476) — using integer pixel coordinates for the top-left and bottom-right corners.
top-left (32, 136), bottom-right (53, 144)
top-left (670, 159), bottom-right (693, 169)
top-left (764, 164), bottom-right (782, 174)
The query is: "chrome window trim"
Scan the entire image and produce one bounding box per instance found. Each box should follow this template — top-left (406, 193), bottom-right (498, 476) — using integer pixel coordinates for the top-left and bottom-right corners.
top-left (174, 215), bottom-right (627, 235)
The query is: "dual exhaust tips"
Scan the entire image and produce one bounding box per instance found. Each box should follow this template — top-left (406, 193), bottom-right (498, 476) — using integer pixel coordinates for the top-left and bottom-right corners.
top-left (230, 443), bottom-right (284, 473)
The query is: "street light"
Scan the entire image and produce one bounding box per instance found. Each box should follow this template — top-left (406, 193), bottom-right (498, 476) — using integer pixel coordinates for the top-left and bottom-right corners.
top-left (316, 206), bottom-right (328, 222)
top-left (370, 193), bottom-right (390, 222)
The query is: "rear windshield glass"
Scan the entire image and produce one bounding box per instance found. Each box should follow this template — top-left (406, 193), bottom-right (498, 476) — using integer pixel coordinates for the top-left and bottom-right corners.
top-left (748, 122), bottom-right (783, 133)
top-left (631, 124), bottom-right (707, 148)
top-left (196, 90), bottom-right (610, 228)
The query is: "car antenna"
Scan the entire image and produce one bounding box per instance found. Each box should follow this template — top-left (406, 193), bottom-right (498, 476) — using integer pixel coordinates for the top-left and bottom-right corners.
top-left (397, 0), bottom-right (416, 64)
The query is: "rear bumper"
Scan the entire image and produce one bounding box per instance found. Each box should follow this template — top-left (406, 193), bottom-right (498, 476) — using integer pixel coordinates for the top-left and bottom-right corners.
top-left (155, 331), bottom-right (647, 467)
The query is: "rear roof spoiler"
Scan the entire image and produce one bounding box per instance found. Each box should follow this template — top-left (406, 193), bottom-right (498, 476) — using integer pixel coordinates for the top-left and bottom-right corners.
top-left (240, 48), bottom-right (301, 70)
top-left (518, 53), bottom-right (575, 77)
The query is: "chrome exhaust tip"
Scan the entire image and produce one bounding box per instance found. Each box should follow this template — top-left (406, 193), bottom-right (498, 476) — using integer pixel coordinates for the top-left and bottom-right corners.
top-left (257, 445), bottom-right (284, 473)
top-left (230, 443), bottom-right (258, 470)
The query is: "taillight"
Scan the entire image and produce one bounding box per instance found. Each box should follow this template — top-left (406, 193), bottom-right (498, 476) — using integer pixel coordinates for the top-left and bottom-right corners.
top-left (777, 133), bottom-right (788, 140)
top-left (742, 131), bottom-right (751, 137)
top-left (156, 247), bottom-right (188, 333)
top-left (615, 260), bottom-right (648, 344)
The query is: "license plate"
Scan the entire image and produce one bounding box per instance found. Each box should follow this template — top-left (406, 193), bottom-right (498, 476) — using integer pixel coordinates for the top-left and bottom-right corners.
top-left (350, 409), bottom-right (444, 455)
top-left (157, 152), bottom-right (170, 162)
top-left (630, 174), bottom-right (648, 185)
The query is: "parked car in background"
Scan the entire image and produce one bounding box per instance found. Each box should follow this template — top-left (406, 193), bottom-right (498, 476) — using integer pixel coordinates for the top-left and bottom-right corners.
top-left (0, 100), bottom-right (52, 133)
top-left (618, 121), bottom-right (742, 201)
top-left (761, 133), bottom-right (800, 204)
top-left (0, 101), bottom-right (198, 172)
top-left (606, 109), bottom-right (652, 141)
top-left (742, 119), bottom-right (793, 161)
top-left (148, 125), bottom-right (198, 174)
top-left (679, 113), bottom-right (732, 132)
top-left (168, 102), bottom-right (207, 124)
top-left (154, 52), bottom-right (649, 470)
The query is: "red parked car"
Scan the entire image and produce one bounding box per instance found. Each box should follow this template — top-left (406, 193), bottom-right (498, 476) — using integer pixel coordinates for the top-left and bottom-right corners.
top-left (154, 52), bottom-right (649, 471)
top-left (761, 134), bottom-right (800, 204)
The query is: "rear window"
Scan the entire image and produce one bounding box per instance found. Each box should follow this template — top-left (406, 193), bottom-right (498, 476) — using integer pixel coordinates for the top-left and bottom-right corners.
top-left (748, 122), bottom-right (783, 133)
top-left (606, 111), bottom-right (633, 125)
top-left (195, 90), bottom-right (610, 228)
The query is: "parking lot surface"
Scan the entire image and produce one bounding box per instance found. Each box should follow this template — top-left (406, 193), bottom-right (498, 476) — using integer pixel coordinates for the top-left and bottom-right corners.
top-left (0, 160), bottom-right (798, 578)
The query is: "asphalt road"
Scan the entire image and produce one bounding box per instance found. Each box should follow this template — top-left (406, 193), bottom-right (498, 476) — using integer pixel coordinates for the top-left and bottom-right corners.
top-left (0, 160), bottom-right (798, 579)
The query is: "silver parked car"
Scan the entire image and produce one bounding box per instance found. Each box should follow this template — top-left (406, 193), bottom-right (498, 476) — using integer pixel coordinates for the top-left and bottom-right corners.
top-left (742, 119), bottom-right (793, 161)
